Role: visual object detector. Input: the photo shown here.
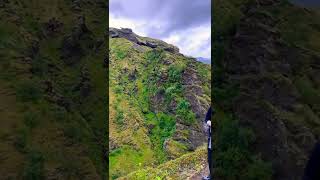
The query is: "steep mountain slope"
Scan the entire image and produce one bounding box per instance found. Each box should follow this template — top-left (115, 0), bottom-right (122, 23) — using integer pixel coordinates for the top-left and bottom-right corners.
top-left (213, 0), bottom-right (320, 179)
top-left (109, 28), bottom-right (211, 179)
top-left (0, 0), bottom-right (107, 179)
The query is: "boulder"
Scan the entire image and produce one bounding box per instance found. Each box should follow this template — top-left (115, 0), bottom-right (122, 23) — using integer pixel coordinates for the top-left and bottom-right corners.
top-left (110, 30), bottom-right (119, 38)
top-left (120, 28), bottom-right (133, 34)
top-left (146, 41), bottom-right (157, 48)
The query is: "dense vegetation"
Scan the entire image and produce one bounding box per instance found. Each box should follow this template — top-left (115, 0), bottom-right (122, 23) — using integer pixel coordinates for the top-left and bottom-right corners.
top-left (213, 0), bottom-right (272, 179)
top-left (213, 0), bottom-right (320, 179)
top-left (0, 0), bottom-right (107, 179)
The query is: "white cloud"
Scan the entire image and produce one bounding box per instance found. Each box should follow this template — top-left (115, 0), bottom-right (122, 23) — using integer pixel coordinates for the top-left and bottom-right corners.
top-left (109, 13), bottom-right (147, 36)
top-left (109, 13), bottom-right (211, 59)
top-left (164, 25), bottom-right (211, 58)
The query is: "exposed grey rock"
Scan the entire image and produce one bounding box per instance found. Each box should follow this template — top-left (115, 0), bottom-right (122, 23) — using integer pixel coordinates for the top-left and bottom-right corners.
top-left (146, 41), bottom-right (157, 48)
top-left (121, 28), bottom-right (133, 34)
top-left (109, 27), bottom-right (180, 53)
top-left (110, 30), bottom-right (119, 38)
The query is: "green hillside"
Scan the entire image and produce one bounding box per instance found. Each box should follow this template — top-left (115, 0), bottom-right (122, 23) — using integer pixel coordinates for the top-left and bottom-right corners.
top-left (0, 0), bottom-right (107, 179)
top-left (119, 146), bottom-right (207, 180)
top-left (213, 0), bottom-right (320, 179)
top-left (109, 28), bottom-right (211, 179)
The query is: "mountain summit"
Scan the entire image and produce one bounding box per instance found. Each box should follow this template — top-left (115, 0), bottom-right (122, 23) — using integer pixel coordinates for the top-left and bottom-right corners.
top-left (109, 27), bottom-right (180, 53)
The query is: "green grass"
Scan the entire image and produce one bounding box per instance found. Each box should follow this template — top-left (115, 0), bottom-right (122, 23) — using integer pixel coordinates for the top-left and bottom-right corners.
top-left (146, 112), bottom-right (176, 163)
top-left (109, 146), bottom-right (154, 179)
top-left (120, 147), bottom-right (207, 180)
top-left (115, 48), bottom-right (127, 60)
top-left (109, 36), bottom-right (211, 178)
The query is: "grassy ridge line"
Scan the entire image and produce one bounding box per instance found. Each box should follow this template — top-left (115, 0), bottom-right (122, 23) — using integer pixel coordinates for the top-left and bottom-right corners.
top-left (118, 147), bottom-right (207, 180)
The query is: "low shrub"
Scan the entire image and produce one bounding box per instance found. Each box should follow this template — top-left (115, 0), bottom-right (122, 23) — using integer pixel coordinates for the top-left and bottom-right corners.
top-left (23, 150), bottom-right (45, 180)
top-left (168, 65), bottom-right (182, 83)
top-left (23, 111), bottom-right (40, 129)
top-left (215, 114), bottom-right (272, 179)
top-left (49, 105), bottom-right (67, 122)
top-left (176, 99), bottom-right (195, 125)
top-left (16, 79), bottom-right (43, 102)
top-left (145, 49), bottom-right (164, 63)
top-left (115, 109), bottom-right (124, 126)
top-left (164, 84), bottom-right (182, 103)
top-left (245, 156), bottom-right (273, 180)
top-left (31, 56), bottom-right (49, 76)
top-left (114, 48), bottom-right (127, 60)
top-left (157, 113), bottom-right (175, 138)
top-left (114, 85), bottom-right (123, 94)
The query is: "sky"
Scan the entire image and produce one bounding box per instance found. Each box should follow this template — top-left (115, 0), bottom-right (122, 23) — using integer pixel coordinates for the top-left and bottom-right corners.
top-left (109, 0), bottom-right (211, 59)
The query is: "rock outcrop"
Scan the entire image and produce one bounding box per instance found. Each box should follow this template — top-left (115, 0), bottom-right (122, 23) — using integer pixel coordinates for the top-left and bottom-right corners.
top-left (109, 27), bottom-right (180, 53)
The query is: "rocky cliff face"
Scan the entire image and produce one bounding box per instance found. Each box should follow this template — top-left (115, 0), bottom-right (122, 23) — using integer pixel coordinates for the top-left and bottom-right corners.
top-left (109, 28), bottom-right (211, 179)
top-left (214, 0), bottom-right (320, 179)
